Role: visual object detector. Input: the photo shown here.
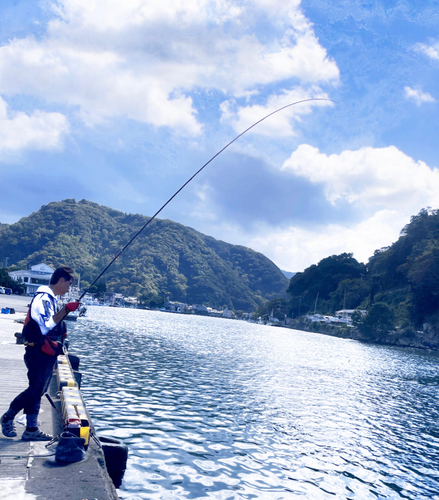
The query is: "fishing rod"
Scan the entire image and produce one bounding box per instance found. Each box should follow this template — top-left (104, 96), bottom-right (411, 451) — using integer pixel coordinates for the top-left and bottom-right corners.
top-left (79, 97), bottom-right (338, 300)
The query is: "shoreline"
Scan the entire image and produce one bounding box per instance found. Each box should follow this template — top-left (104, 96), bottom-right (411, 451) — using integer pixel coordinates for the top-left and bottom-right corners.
top-left (4, 292), bottom-right (437, 352)
top-left (285, 320), bottom-right (439, 352)
top-left (0, 295), bottom-right (119, 499)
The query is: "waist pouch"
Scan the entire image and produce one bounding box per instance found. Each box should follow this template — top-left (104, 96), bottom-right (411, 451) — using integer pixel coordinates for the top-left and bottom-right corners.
top-left (41, 337), bottom-right (64, 356)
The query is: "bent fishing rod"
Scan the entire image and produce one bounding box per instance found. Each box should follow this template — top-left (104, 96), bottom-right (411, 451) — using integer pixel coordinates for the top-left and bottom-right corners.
top-left (79, 97), bottom-right (338, 300)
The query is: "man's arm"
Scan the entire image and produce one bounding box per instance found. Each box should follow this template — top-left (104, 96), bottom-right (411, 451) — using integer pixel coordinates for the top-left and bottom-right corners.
top-left (31, 294), bottom-right (80, 334)
top-left (53, 307), bottom-right (68, 324)
top-left (53, 302), bottom-right (80, 324)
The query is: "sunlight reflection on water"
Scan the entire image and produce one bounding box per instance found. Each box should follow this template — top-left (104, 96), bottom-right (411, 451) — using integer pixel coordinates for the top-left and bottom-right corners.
top-left (69, 308), bottom-right (439, 499)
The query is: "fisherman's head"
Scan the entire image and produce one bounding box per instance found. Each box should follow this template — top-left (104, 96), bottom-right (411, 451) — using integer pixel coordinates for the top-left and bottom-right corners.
top-left (50, 266), bottom-right (75, 296)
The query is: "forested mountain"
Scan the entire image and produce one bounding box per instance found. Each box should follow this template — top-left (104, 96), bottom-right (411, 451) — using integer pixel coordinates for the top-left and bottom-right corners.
top-left (366, 208), bottom-right (439, 328)
top-left (287, 253), bottom-right (367, 317)
top-left (284, 208), bottom-right (439, 335)
top-left (4, 200), bottom-right (439, 336)
top-left (0, 199), bottom-right (288, 312)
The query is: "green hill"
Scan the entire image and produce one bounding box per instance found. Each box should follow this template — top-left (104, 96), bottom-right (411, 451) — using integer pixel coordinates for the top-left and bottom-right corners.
top-left (0, 199), bottom-right (288, 312)
top-left (366, 208), bottom-right (439, 328)
top-left (284, 208), bottom-right (439, 345)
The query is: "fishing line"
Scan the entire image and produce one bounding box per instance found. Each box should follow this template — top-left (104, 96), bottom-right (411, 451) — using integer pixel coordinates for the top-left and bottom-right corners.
top-left (79, 97), bottom-right (341, 300)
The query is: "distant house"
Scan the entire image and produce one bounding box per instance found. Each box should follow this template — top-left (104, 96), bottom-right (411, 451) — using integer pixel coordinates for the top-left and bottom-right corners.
top-left (104, 292), bottom-right (124, 306)
top-left (223, 308), bottom-right (232, 319)
top-left (208, 308), bottom-right (223, 317)
top-left (195, 304), bottom-right (209, 315)
top-left (104, 292), bottom-right (116, 305)
top-left (335, 309), bottom-right (367, 319)
top-left (9, 263), bottom-right (54, 296)
top-left (124, 297), bottom-right (138, 306)
top-left (165, 301), bottom-right (187, 313)
top-left (268, 309), bottom-right (280, 324)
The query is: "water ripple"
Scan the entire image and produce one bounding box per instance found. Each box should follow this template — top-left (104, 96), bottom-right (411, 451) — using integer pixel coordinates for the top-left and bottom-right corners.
top-left (69, 308), bottom-right (439, 499)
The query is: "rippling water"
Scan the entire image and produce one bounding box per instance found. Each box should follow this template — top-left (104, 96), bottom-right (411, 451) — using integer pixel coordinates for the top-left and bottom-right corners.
top-left (68, 307), bottom-right (439, 499)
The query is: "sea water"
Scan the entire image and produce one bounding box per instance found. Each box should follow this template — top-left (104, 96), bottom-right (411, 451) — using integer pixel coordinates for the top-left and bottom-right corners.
top-left (68, 308), bottom-right (439, 499)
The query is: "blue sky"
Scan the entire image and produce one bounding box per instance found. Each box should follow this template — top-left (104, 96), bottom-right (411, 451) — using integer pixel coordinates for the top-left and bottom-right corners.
top-left (0, 0), bottom-right (438, 272)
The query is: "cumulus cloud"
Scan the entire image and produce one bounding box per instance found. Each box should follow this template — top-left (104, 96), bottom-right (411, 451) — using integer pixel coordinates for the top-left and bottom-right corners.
top-left (180, 143), bottom-right (439, 270)
top-left (186, 204), bottom-right (408, 271)
top-left (228, 144), bottom-right (437, 269)
top-left (181, 142), bottom-right (439, 270)
top-left (0, 0), bottom-right (338, 133)
top-left (282, 144), bottom-right (439, 211)
top-left (0, 36), bottom-right (201, 133)
top-left (245, 210), bottom-right (408, 271)
top-left (404, 86), bottom-right (436, 105)
top-left (413, 41), bottom-right (439, 61)
top-left (0, 97), bottom-right (69, 160)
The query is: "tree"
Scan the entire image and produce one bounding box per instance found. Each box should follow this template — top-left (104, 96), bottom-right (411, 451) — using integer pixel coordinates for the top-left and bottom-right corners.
top-left (139, 292), bottom-right (164, 309)
top-left (359, 302), bottom-right (395, 337)
top-left (0, 268), bottom-right (25, 294)
top-left (89, 280), bottom-right (107, 301)
top-left (0, 199), bottom-right (288, 312)
top-left (330, 278), bottom-right (370, 311)
top-left (287, 253), bottom-right (366, 316)
top-left (351, 309), bottom-right (364, 328)
top-left (406, 248), bottom-right (439, 327)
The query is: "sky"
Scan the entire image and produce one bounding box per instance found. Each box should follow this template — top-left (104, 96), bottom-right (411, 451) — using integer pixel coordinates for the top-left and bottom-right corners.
top-left (0, 0), bottom-right (438, 273)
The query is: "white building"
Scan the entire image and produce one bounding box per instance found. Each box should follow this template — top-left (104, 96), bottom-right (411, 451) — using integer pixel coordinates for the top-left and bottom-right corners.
top-left (222, 307), bottom-right (232, 319)
top-left (9, 263), bottom-right (55, 296)
top-left (335, 309), bottom-right (367, 319)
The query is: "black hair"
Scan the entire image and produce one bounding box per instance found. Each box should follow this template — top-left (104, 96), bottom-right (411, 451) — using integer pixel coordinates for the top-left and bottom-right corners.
top-left (50, 266), bottom-right (74, 285)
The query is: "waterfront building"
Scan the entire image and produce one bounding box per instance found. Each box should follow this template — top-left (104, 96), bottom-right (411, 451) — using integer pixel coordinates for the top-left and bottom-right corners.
top-left (9, 263), bottom-right (54, 296)
top-left (165, 301), bottom-right (187, 313)
top-left (222, 307), bottom-right (232, 319)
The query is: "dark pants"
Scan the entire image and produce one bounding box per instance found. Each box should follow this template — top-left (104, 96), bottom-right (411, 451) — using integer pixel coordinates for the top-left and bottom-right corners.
top-left (9, 347), bottom-right (56, 418)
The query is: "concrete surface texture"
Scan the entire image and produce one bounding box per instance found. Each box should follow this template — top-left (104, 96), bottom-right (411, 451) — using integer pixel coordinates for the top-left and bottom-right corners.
top-left (0, 296), bottom-right (119, 500)
top-left (0, 294), bottom-right (31, 314)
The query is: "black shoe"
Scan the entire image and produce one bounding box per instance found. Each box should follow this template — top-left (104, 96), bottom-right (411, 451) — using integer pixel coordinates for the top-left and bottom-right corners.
top-left (1, 414), bottom-right (17, 438)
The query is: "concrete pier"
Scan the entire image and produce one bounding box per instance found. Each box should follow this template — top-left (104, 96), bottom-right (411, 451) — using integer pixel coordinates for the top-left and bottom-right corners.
top-left (0, 295), bottom-right (119, 500)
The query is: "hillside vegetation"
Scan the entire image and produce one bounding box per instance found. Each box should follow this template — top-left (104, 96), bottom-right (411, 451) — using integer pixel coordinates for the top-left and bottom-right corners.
top-left (3, 201), bottom-right (439, 344)
top-left (279, 208), bottom-right (439, 346)
top-left (0, 199), bottom-right (288, 312)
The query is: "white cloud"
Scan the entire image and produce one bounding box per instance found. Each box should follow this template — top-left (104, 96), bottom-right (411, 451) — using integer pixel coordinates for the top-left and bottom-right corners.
top-left (0, 36), bottom-right (202, 133)
top-left (50, 0), bottom-right (223, 30)
top-left (0, 0), bottom-right (339, 133)
top-left (246, 210), bottom-right (408, 271)
top-left (404, 86), bottom-right (435, 105)
top-left (187, 207), bottom-right (408, 271)
top-left (249, 144), bottom-right (439, 269)
top-left (221, 87), bottom-right (333, 136)
top-left (0, 97), bottom-right (69, 160)
top-left (187, 143), bottom-right (439, 271)
top-left (413, 41), bottom-right (439, 61)
top-left (282, 144), bottom-right (439, 210)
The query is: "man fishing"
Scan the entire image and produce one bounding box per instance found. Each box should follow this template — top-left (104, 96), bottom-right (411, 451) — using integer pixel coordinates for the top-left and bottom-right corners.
top-left (1, 266), bottom-right (80, 441)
